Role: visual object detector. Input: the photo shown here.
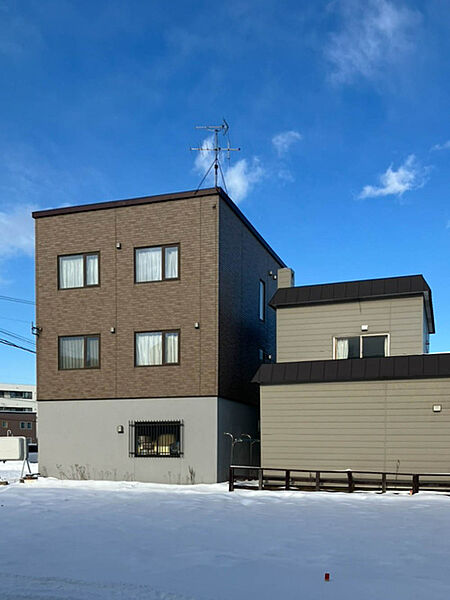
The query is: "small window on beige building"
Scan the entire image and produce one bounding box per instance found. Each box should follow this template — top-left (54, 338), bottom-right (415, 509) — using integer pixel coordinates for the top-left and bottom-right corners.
top-left (335, 334), bottom-right (388, 359)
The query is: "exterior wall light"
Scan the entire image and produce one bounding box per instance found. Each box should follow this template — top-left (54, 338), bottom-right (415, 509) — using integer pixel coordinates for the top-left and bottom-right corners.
top-left (433, 405), bottom-right (442, 413)
top-left (117, 425), bottom-right (124, 434)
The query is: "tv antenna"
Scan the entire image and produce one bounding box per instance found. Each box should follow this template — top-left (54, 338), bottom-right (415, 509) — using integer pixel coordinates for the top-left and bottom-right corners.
top-left (191, 119), bottom-right (240, 192)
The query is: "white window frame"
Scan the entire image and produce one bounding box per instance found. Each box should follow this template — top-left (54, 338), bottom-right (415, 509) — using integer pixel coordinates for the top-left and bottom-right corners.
top-left (333, 333), bottom-right (390, 359)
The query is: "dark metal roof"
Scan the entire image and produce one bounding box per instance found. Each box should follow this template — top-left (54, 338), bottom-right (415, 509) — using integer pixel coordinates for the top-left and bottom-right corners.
top-left (32, 187), bottom-right (286, 268)
top-left (253, 353), bottom-right (450, 386)
top-left (270, 274), bottom-right (435, 333)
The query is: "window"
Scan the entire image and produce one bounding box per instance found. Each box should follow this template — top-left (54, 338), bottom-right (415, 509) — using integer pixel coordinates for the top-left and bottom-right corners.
top-left (258, 348), bottom-right (272, 363)
top-left (135, 331), bottom-right (179, 366)
top-left (59, 335), bottom-right (100, 369)
top-left (23, 392), bottom-right (32, 399)
top-left (20, 422), bottom-right (32, 429)
top-left (135, 245), bottom-right (179, 283)
top-left (130, 421), bottom-right (182, 457)
top-left (335, 335), bottom-right (388, 359)
top-left (20, 422), bottom-right (26, 429)
top-left (2, 421), bottom-right (7, 428)
top-left (58, 252), bottom-right (99, 289)
top-left (27, 422), bottom-right (32, 430)
top-left (259, 280), bottom-right (265, 321)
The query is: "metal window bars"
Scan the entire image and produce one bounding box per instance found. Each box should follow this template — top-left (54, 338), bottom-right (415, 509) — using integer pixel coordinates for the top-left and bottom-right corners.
top-left (129, 420), bottom-right (183, 458)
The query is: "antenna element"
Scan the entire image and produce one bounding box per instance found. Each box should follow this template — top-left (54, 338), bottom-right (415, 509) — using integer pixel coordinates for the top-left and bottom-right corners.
top-left (191, 119), bottom-right (240, 191)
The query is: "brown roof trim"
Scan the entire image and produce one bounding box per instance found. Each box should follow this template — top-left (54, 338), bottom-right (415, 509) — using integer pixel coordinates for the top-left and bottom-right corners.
top-left (253, 353), bottom-right (450, 386)
top-left (270, 274), bottom-right (435, 333)
top-left (32, 186), bottom-right (286, 268)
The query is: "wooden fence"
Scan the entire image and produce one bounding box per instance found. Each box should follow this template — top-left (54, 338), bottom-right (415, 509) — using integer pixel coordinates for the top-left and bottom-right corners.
top-left (229, 465), bottom-right (450, 494)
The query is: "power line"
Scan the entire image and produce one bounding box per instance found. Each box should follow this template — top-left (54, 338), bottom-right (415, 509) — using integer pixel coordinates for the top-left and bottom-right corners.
top-left (0, 316), bottom-right (30, 324)
top-left (0, 338), bottom-right (36, 354)
top-left (0, 327), bottom-right (35, 347)
top-left (0, 295), bottom-right (35, 306)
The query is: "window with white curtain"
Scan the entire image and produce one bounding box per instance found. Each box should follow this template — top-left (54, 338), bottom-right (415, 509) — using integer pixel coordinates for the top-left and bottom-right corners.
top-left (334, 335), bottom-right (388, 359)
top-left (59, 335), bottom-right (100, 369)
top-left (135, 245), bottom-right (179, 283)
top-left (135, 331), bottom-right (179, 366)
top-left (59, 253), bottom-right (99, 289)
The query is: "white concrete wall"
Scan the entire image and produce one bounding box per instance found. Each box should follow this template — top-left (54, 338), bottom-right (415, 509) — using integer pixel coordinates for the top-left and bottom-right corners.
top-left (38, 397), bottom-right (219, 484)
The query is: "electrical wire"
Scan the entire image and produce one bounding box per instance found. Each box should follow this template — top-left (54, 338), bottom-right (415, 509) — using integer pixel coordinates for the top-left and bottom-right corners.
top-left (0, 295), bottom-right (35, 306)
top-left (0, 328), bottom-right (35, 347)
top-left (0, 338), bottom-right (36, 354)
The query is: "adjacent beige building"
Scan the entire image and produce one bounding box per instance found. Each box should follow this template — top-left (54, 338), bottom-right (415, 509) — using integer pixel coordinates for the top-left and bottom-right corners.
top-left (254, 273), bottom-right (450, 474)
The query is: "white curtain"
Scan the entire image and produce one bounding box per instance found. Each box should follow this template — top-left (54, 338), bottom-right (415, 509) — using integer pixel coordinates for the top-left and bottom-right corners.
top-left (165, 246), bottom-right (178, 279)
top-left (136, 332), bottom-right (162, 365)
top-left (59, 255), bottom-right (83, 288)
top-left (336, 338), bottom-right (349, 359)
top-left (60, 336), bottom-right (84, 369)
top-left (86, 254), bottom-right (99, 286)
top-left (136, 248), bottom-right (162, 282)
top-left (165, 332), bottom-right (179, 363)
top-left (86, 336), bottom-right (99, 368)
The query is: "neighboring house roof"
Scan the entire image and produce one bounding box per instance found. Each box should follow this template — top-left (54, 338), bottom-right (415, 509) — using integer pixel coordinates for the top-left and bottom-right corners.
top-left (31, 187), bottom-right (286, 268)
top-left (253, 353), bottom-right (450, 386)
top-left (270, 274), bottom-right (435, 333)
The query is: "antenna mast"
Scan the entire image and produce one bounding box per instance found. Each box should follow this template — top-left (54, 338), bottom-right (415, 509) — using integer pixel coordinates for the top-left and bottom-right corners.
top-left (191, 119), bottom-right (240, 191)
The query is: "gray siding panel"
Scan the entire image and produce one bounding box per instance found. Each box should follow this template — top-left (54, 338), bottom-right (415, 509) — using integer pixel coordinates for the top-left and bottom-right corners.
top-left (276, 296), bottom-right (425, 362)
top-left (261, 378), bottom-right (450, 473)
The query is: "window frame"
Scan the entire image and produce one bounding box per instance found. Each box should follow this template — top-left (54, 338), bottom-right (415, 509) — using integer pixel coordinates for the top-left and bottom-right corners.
top-left (58, 334), bottom-right (101, 370)
top-left (129, 420), bottom-right (183, 458)
top-left (134, 243), bottom-right (180, 284)
top-left (333, 333), bottom-right (390, 359)
top-left (259, 279), bottom-right (266, 322)
top-left (57, 252), bottom-right (100, 290)
top-left (134, 329), bottom-right (180, 367)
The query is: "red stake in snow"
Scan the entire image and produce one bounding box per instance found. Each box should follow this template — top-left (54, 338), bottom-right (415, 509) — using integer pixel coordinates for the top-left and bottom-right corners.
top-left (324, 573), bottom-right (330, 582)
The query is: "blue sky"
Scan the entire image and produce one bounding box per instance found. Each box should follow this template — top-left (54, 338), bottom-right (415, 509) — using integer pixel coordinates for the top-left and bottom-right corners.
top-left (0, 0), bottom-right (449, 384)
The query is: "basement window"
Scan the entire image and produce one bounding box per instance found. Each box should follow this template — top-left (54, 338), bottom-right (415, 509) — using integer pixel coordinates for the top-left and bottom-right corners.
top-left (129, 421), bottom-right (183, 457)
top-left (334, 335), bottom-right (388, 359)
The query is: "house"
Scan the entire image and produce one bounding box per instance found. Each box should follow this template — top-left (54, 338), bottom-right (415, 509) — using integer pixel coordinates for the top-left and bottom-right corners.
top-left (253, 272), bottom-right (450, 474)
top-left (32, 187), bottom-right (285, 483)
top-left (0, 383), bottom-right (37, 444)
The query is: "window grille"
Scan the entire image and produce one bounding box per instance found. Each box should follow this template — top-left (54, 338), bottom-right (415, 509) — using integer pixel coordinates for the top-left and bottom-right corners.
top-left (129, 420), bottom-right (183, 458)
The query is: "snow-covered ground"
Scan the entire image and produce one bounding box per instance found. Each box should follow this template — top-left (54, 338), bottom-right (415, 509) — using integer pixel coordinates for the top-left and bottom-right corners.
top-left (1, 462), bottom-right (450, 599)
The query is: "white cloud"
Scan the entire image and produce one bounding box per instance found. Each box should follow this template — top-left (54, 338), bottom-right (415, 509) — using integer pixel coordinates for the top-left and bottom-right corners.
top-left (193, 136), bottom-right (265, 203)
top-left (272, 130), bottom-right (302, 157)
top-left (358, 155), bottom-right (428, 199)
top-left (326, 0), bottom-right (420, 84)
top-left (431, 141), bottom-right (450, 152)
top-left (0, 204), bottom-right (35, 258)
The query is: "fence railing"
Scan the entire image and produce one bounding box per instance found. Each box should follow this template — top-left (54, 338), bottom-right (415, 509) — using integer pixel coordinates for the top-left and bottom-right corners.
top-left (229, 465), bottom-right (450, 494)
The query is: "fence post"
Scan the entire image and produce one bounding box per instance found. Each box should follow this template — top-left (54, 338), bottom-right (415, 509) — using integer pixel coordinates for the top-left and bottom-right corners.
top-left (381, 473), bottom-right (387, 493)
top-left (412, 474), bottom-right (419, 494)
top-left (285, 470), bottom-right (290, 490)
top-left (229, 467), bottom-right (234, 492)
top-left (258, 468), bottom-right (263, 490)
top-left (347, 471), bottom-right (355, 493)
top-left (315, 471), bottom-right (320, 491)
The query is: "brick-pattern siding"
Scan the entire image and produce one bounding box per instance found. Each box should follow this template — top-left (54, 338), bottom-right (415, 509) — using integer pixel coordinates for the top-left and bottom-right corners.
top-left (36, 194), bottom-right (219, 400)
top-left (218, 201), bottom-right (282, 404)
top-left (35, 190), bottom-right (284, 404)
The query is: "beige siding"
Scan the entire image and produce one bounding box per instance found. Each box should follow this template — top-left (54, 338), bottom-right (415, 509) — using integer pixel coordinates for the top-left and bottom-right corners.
top-left (276, 296), bottom-right (424, 362)
top-left (261, 378), bottom-right (450, 473)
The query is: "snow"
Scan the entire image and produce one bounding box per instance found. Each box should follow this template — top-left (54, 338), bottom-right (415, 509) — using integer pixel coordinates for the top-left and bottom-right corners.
top-left (1, 462), bottom-right (450, 599)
